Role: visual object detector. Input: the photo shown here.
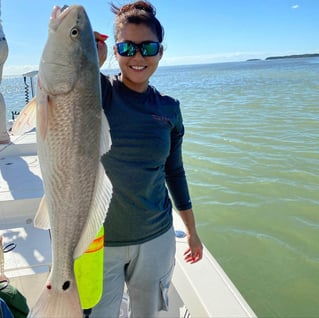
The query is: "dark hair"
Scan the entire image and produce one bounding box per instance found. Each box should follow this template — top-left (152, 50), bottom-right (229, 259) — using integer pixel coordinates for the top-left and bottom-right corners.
top-left (111, 1), bottom-right (164, 43)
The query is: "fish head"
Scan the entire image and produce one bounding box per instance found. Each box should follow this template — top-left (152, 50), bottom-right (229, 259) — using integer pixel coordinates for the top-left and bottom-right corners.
top-left (38, 5), bottom-right (98, 95)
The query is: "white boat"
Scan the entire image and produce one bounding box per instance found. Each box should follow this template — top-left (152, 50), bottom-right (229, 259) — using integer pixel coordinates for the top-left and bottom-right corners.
top-left (0, 128), bottom-right (257, 317)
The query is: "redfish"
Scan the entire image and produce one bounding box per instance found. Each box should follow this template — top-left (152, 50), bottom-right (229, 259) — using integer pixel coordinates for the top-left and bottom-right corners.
top-left (28, 5), bottom-right (112, 317)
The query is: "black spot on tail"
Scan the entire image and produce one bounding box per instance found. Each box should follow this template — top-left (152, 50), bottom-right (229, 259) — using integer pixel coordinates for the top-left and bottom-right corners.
top-left (62, 281), bottom-right (71, 291)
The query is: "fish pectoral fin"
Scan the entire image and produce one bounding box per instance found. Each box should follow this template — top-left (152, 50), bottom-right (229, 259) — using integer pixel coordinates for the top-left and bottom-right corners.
top-left (11, 97), bottom-right (37, 135)
top-left (73, 163), bottom-right (112, 258)
top-left (100, 109), bottom-right (112, 156)
top-left (34, 196), bottom-right (51, 229)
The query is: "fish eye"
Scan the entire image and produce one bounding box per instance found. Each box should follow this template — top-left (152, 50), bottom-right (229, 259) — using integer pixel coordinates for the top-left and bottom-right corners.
top-left (70, 27), bottom-right (79, 38)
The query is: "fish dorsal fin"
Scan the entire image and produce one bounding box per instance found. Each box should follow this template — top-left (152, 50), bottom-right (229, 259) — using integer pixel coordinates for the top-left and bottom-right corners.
top-left (73, 111), bottom-right (112, 258)
top-left (11, 97), bottom-right (37, 135)
top-left (34, 196), bottom-right (51, 229)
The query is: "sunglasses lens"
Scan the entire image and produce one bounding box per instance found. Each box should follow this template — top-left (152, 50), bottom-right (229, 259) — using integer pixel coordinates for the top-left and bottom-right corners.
top-left (116, 42), bottom-right (136, 56)
top-left (116, 42), bottom-right (160, 57)
top-left (141, 42), bottom-right (160, 56)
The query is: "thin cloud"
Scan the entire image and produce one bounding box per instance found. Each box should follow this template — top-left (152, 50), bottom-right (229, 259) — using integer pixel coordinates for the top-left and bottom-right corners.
top-left (291, 4), bottom-right (300, 9)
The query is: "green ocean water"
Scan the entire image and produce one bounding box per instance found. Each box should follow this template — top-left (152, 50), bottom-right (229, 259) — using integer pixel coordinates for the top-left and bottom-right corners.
top-left (2, 58), bottom-right (319, 317)
top-left (152, 59), bottom-right (319, 317)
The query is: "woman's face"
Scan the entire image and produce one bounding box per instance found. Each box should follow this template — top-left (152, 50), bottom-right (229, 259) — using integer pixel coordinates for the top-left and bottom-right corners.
top-left (114, 23), bottom-right (163, 93)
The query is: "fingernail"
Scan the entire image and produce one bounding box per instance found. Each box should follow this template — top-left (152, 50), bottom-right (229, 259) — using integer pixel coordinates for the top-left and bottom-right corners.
top-left (100, 34), bottom-right (109, 40)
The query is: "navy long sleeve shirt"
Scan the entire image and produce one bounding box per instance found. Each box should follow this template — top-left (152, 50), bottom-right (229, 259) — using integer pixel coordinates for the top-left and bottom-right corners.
top-left (100, 75), bottom-right (192, 246)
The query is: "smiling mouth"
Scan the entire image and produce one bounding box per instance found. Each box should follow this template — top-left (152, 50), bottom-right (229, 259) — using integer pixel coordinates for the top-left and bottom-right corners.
top-left (130, 66), bottom-right (147, 71)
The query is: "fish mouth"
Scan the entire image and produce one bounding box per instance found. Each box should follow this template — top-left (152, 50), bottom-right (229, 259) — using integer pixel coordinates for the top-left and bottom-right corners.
top-left (49, 4), bottom-right (85, 31)
top-left (49, 5), bottom-right (72, 31)
top-left (61, 5), bottom-right (70, 12)
top-left (50, 5), bottom-right (69, 20)
top-left (50, 4), bottom-right (84, 20)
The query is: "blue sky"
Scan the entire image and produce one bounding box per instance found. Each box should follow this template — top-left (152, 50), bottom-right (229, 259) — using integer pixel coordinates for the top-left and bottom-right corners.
top-left (1, 0), bottom-right (318, 75)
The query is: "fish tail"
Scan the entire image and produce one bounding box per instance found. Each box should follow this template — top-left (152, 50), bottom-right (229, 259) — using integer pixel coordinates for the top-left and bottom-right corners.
top-left (28, 276), bottom-right (82, 318)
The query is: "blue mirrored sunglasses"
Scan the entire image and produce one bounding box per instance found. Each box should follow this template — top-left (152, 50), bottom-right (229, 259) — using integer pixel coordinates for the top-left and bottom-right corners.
top-left (116, 41), bottom-right (160, 57)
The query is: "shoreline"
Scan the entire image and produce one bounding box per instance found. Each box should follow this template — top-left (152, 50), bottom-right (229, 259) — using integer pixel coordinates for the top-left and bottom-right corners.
top-left (247, 53), bottom-right (319, 62)
top-left (266, 53), bottom-right (319, 60)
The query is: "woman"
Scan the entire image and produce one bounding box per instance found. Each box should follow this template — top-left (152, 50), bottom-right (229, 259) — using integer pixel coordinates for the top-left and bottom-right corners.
top-left (93, 1), bottom-right (203, 317)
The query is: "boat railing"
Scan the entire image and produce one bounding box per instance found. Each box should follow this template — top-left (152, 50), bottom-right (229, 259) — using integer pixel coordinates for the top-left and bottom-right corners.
top-left (22, 70), bottom-right (38, 105)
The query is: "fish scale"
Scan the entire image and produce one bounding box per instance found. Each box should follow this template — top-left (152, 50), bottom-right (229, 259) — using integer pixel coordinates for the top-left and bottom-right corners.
top-left (27, 5), bottom-right (112, 318)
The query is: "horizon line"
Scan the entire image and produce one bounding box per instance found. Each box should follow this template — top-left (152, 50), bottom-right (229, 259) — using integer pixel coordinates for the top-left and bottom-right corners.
top-left (3, 51), bottom-right (319, 77)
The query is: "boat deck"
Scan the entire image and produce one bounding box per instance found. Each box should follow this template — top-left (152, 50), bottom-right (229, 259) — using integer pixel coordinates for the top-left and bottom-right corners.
top-left (0, 131), bottom-right (257, 317)
top-left (0, 132), bottom-right (51, 307)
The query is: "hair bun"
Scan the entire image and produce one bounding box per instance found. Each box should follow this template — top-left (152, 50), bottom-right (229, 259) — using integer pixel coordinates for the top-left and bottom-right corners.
top-left (135, 2), bottom-right (156, 16)
top-left (111, 1), bottom-right (164, 43)
top-left (113, 1), bottom-right (156, 17)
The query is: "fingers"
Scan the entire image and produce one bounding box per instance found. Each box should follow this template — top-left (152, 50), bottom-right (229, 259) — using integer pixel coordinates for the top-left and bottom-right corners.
top-left (184, 247), bottom-right (203, 264)
top-left (94, 31), bottom-right (108, 67)
top-left (94, 31), bottom-right (108, 42)
top-left (183, 232), bottom-right (204, 264)
top-left (97, 41), bottom-right (107, 67)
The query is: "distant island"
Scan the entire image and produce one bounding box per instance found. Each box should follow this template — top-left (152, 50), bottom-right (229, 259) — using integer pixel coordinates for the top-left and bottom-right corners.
top-left (265, 53), bottom-right (319, 60)
top-left (246, 53), bottom-right (319, 62)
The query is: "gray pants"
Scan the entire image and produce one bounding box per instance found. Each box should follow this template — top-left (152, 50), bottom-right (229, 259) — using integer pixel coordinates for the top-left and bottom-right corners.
top-left (92, 227), bottom-right (176, 318)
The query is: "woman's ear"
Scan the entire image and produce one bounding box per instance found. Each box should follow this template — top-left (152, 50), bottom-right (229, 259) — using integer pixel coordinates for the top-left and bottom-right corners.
top-left (159, 45), bottom-right (164, 60)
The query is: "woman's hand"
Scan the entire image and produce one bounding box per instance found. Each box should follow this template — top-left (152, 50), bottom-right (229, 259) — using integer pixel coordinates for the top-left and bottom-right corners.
top-left (94, 31), bottom-right (108, 67)
top-left (184, 232), bottom-right (203, 264)
top-left (178, 209), bottom-right (203, 264)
